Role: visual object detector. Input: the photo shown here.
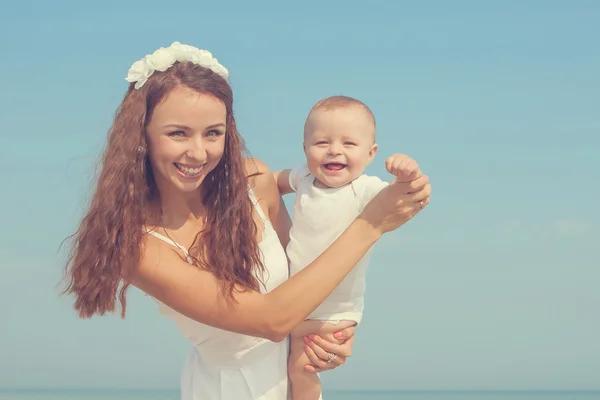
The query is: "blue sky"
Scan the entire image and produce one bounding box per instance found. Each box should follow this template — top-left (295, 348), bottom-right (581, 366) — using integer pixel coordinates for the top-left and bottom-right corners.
top-left (0, 0), bottom-right (598, 392)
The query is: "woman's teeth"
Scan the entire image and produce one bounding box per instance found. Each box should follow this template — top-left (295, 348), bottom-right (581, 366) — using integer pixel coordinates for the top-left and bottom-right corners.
top-left (175, 163), bottom-right (204, 176)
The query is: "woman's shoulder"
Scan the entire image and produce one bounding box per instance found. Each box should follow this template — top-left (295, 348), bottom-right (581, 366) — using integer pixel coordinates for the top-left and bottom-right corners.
top-left (244, 157), bottom-right (271, 177)
top-left (244, 157), bottom-right (278, 206)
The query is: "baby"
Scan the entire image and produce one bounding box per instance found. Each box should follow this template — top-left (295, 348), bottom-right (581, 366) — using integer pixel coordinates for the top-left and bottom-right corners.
top-left (273, 95), bottom-right (423, 400)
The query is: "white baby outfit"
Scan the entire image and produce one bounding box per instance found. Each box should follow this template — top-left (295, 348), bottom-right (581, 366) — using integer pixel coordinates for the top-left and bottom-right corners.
top-left (286, 165), bottom-right (388, 324)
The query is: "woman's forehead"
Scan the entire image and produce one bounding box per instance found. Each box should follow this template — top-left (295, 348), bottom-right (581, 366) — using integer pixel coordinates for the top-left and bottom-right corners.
top-left (150, 87), bottom-right (227, 129)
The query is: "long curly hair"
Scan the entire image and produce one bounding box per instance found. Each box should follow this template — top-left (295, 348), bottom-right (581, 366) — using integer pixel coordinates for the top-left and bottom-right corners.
top-left (62, 61), bottom-right (264, 318)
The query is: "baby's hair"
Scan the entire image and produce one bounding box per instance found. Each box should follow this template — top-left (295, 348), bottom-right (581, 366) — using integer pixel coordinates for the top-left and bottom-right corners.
top-left (305, 95), bottom-right (376, 141)
top-left (308, 95), bottom-right (376, 127)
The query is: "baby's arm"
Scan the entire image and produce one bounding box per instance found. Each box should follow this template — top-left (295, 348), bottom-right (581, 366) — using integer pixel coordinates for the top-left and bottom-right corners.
top-left (385, 153), bottom-right (423, 185)
top-left (272, 169), bottom-right (294, 195)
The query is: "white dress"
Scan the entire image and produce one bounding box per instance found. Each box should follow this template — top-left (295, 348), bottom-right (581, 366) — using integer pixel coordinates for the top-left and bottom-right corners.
top-left (145, 190), bottom-right (291, 400)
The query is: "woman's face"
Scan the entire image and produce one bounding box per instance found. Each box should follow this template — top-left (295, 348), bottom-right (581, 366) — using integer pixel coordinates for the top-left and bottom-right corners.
top-left (145, 85), bottom-right (227, 194)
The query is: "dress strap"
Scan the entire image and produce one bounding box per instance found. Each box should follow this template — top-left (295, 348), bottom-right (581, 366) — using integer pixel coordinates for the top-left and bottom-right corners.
top-left (143, 227), bottom-right (194, 264)
top-left (248, 188), bottom-right (268, 224)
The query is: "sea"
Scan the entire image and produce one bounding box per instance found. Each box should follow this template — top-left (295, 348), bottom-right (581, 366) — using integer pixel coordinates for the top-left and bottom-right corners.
top-left (0, 390), bottom-right (599, 400)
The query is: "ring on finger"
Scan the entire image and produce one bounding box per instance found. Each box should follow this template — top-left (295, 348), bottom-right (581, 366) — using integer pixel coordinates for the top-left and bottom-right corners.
top-left (327, 352), bottom-right (338, 363)
top-left (419, 201), bottom-right (425, 209)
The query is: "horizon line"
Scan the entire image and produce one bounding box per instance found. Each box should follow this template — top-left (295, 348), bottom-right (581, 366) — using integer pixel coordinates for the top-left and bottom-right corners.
top-left (1, 388), bottom-right (599, 393)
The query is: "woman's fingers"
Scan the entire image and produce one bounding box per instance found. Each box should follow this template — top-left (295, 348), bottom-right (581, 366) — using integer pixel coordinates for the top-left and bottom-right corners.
top-left (360, 172), bottom-right (432, 234)
top-left (409, 183), bottom-right (432, 203)
top-left (333, 326), bottom-right (355, 341)
top-left (303, 342), bottom-right (329, 370)
top-left (397, 175), bottom-right (429, 194)
top-left (304, 354), bottom-right (344, 373)
top-left (311, 334), bottom-right (353, 358)
top-left (303, 336), bottom-right (348, 373)
top-left (305, 336), bottom-right (332, 360)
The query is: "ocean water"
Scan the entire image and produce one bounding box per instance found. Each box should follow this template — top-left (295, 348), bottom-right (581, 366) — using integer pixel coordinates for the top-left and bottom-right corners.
top-left (0, 390), bottom-right (599, 400)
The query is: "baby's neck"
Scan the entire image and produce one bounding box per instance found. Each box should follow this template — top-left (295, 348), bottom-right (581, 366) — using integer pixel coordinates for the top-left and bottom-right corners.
top-left (313, 178), bottom-right (354, 190)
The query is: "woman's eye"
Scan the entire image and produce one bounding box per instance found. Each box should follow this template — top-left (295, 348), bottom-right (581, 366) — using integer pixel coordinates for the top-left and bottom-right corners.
top-left (206, 130), bottom-right (223, 137)
top-left (168, 130), bottom-right (186, 137)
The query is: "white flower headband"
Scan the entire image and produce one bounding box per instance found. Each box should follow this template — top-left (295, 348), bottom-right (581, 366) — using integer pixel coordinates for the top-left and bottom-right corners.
top-left (125, 41), bottom-right (229, 89)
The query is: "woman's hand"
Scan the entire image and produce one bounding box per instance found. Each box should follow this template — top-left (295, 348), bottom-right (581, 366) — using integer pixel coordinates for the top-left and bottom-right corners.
top-left (360, 175), bottom-right (431, 236)
top-left (303, 326), bottom-right (355, 372)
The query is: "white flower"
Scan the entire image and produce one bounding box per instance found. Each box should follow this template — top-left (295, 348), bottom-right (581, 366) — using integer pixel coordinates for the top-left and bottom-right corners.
top-left (126, 59), bottom-right (154, 90)
top-left (146, 47), bottom-right (178, 72)
top-left (125, 41), bottom-right (229, 89)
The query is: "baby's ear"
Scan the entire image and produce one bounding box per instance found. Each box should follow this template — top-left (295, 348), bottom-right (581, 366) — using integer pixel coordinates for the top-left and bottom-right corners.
top-left (367, 143), bottom-right (378, 163)
top-left (302, 142), bottom-right (307, 154)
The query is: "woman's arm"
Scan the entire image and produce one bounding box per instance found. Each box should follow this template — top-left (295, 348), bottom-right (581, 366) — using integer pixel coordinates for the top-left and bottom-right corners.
top-left (132, 159), bottom-right (430, 343)
top-left (133, 210), bottom-right (379, 342)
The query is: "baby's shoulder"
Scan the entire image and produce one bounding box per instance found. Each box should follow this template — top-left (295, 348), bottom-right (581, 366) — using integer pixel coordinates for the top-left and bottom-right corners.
top-left (351, 174), bottom-right (389, 205)
top-left (352, 173), bottom-right (388, 190)
top-left (288, 164), bottom-right (313, 192)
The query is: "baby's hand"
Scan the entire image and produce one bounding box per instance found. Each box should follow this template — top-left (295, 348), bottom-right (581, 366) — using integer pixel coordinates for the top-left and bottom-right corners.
top-left (385, 154), bottom-right (422, 182)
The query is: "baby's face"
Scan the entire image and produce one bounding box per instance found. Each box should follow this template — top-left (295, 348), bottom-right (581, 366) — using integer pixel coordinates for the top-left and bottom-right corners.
top-left (303, 107), bottom-right (377, 188)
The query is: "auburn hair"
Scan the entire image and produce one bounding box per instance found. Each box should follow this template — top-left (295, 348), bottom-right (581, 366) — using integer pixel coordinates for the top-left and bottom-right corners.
top-left (62, 61), bottom-right (264, 318)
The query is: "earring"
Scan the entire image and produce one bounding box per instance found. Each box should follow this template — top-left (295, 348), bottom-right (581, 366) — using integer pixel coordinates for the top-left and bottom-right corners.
top-left (137, 146), bottom-right (145, 153)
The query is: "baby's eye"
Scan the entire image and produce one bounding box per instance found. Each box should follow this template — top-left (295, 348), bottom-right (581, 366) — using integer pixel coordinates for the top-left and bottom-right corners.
top-left (344, 142), bottom-right (357, 146)
top-left (316, 141), bottom-right (328, 145)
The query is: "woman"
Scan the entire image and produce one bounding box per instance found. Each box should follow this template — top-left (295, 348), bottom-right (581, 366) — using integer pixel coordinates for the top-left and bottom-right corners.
top-left (62, 42), bottom-right (431, 399)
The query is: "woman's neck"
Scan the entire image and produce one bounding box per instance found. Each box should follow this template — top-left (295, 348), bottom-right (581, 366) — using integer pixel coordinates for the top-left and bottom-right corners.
top-left (150, 185), bottom-right (206, 230)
